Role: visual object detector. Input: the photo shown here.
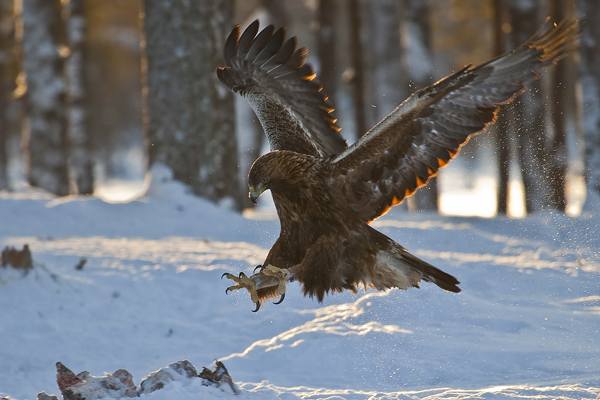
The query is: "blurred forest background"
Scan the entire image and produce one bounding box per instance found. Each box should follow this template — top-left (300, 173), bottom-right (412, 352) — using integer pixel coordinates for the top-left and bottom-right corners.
top-left (0, 0), bottom-right (599, 218)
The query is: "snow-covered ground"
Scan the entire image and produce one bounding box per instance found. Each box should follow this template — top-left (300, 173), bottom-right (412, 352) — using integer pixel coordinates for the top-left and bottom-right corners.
top-left (1, 168), bottom-right (599, 400)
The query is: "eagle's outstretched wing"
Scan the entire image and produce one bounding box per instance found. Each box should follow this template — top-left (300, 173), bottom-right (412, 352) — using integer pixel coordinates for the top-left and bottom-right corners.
top-left (217, 20), bottom-right (347, 157)
top-left (331, 21), bottom-right (579, 223)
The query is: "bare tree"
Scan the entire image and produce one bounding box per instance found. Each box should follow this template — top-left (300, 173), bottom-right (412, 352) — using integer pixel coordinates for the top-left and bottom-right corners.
top-left (317, 0), bottom-right (338, 106)
top-left (505, 0), bottom-right (554, 214)
top-left (207, 1), bottom-right (242, 207)
top-left (84, 1), bottom-right (144, 184)
top-left (404, 0), bottom-right (438, 211)
top-left (21, 0), bottom-right (70, 196)
top-left (362, 0), bottom-right (404, 128)
top-left (143, 0), bottom-right (242, 208)
top-left (261, 0), bottom-right (289, 27)
top-left (65, 0), bottom-right (94, 195)
top-left (578, 0), bottom-right (600, 211)
top-left (547, 0), bottom-right (576, 212)
top-left (347, 0), bottom-right (367, 139)
top-left (0, 0), bottom-right (16, 190)
top-left (492, 0), bottom-right (510, 215)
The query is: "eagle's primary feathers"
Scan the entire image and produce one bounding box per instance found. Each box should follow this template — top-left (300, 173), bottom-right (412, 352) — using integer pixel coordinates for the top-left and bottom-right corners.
top-left (218, 19), bottom-right (579, 311)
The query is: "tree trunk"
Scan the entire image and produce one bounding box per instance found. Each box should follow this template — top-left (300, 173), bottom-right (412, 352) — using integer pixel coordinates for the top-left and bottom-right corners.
top-left (206, 1), bottom-right (242, 207)
top-left (21, 0), bottom-right (70, 196)
top-left (514, 84), bottom-right (552, 214)
top-left (362, 0), bottom-right (404, 128)
top-left (261, 0), bottom-right (289, 27)
top-left (348, 0), bottom-right (367, 140)
top-left (578, 0), bottom-right (600, 212)
top-left (84, 1), bottom-right (144, 183)
top-left (317, 0), bottom-right (338, 109)
top-left (505, 0), bottom-right (552, 214)
top-left (547, 0), bottom-right (574, 212)
top-left (0, 0), bottom-right (16, 190)
top-left (404, 0), bottom-right (438, 212)
top-left (65, 0), bottom-right (94, 195)
top-left (492, 0), bottom-right (510, 215)
top-left (143, 0), bottom-right (242, 208)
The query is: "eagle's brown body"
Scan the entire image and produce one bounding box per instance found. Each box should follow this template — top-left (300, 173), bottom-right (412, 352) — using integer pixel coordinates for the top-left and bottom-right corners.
top-left (218, 19), bottom-right (579, 310)
top-left (252, 151), bottom-right (460, 302)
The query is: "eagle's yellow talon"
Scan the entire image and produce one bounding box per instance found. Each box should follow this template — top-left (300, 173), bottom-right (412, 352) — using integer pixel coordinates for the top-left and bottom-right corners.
top-left (223, 265), bottom-right (292, 309)
top-left (222, 272), bottom-right (259, 303)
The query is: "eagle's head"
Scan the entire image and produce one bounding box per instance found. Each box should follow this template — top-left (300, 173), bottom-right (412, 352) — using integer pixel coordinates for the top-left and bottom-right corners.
top-left (248, 159), bottom-right (271, 204)
top-left (248, 151), bottom-right (316, 204)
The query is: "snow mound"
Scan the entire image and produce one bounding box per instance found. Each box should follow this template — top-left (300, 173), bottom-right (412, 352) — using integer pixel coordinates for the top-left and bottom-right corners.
top-left (0, 171), bottom-right (599, 400)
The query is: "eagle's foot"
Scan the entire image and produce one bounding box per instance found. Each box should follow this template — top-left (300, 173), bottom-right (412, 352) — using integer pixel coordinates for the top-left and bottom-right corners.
top-left (262, 264), bottom-right (292, 305)
top-left (222, 272), bottom-right (259, 304)
top-left (222, 265), bottom-right (293, 311)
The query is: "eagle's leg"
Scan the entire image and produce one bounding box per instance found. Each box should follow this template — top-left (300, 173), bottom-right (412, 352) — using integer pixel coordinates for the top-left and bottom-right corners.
top-left (261, 264), bottom-right (293, 305)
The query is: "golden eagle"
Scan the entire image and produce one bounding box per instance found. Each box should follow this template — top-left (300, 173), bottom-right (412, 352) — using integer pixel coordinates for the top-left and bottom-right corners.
top-left (218, 20), bottom-right (578, 311)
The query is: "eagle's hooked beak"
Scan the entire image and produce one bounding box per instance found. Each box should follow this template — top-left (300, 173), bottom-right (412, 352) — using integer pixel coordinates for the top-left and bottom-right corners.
top-left (249, 183), bottom-right (267, 204)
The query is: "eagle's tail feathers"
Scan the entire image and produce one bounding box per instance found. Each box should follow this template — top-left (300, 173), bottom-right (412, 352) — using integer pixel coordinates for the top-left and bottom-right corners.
top-left (398, 250), bottom-right (461, 293)
top-left (370, 248), bottom-right (460, 293)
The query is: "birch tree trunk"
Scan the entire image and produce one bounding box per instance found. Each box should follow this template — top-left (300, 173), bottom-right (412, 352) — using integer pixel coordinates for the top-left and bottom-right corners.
top-left (143, 0), bottom-right (242, 208)
top-left (65, 0), bottom-right (94, 195)
top-left (404, 0), bottom-right (438, 211)
top-left (21, 0), bottom-right (70, 196)
top-left (578, 0), bottom-right (600, 212)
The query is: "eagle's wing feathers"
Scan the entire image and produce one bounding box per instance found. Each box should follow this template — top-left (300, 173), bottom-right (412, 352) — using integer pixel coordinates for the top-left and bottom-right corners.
top-left (217, 20), bottom-right (347, 157)
top-left (332, 21), bottom-right (578, 222)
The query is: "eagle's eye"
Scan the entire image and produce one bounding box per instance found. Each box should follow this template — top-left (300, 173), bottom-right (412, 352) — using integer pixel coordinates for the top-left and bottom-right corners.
top-left (261, 177), bottom-right (269, 184)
